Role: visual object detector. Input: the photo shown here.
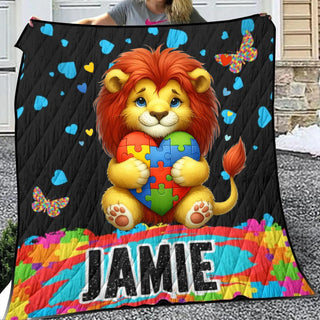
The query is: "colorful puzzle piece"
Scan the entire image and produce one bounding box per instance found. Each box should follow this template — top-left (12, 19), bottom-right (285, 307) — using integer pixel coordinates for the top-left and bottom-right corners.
top-left (116, 131), bottom-right (200, 216)
top-left (145, 184), bottom-right (179, 216)
top-left (150, 161), bottom-right (173, 188)
top-left (127, 145), bottom-right (150, 166)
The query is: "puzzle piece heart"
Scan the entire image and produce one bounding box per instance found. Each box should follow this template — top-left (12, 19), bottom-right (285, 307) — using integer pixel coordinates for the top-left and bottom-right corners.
top-left (166, 29), bottom-right (188, 49)
top-left (40, 24), bottom-right (53, 36)
top-left (116, 131), bottom-right (200, 216)
top-left (51, 170), bottom-right (68, 186)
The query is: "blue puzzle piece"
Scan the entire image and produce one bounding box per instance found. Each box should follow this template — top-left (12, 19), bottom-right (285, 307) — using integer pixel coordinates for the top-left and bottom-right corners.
top-left (145, 146), bottom-right (171, 167)
top-left (130, 176), bottom-right (155, 209)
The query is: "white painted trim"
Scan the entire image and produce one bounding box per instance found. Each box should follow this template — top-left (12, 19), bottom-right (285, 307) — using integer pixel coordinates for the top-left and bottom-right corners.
top-left (15, 0), bottom-right (53, 66)
top-left (262, 0), bottom-right (282, 60)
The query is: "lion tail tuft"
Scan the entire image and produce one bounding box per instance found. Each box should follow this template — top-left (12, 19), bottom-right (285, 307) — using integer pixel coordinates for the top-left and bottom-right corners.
top-left (222, 138), bottom-right (246, 178)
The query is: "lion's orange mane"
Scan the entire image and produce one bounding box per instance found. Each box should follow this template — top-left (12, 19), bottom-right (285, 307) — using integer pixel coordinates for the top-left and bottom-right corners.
top-left (94, 46), bottom-right (219, 157)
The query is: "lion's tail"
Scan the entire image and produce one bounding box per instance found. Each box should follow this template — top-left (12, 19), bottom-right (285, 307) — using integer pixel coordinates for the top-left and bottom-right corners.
top-left (213, 138), bottom-right (246, 216)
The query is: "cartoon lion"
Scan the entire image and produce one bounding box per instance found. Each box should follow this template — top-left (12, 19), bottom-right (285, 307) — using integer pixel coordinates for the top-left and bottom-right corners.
top-left (94, 46), bottom-right (246, 230)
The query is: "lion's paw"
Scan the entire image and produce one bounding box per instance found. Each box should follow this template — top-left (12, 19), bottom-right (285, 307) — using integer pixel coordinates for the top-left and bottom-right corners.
top-left (171, 157), bottom-right (186, 185)
top-left (134, 158), bottom-right (150, 186)
top-left (184, 201), bottom-right (213, 228)
top-left (106, 204), bottom-right (135, 230)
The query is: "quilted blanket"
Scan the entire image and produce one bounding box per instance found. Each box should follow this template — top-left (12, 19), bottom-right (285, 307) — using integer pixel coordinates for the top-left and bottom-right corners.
top-left (6, 15), bottom-right (315, 319)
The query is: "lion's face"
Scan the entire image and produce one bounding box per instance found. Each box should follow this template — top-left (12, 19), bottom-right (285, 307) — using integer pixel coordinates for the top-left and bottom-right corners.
top-left (122, 79), bottom-right (193, 138)
top-left (95, 47), bottom-right (220, 157)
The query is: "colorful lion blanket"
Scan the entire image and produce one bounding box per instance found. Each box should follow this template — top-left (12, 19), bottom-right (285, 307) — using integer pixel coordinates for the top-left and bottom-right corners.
top-left (5, 15), bottom-right (315, 319)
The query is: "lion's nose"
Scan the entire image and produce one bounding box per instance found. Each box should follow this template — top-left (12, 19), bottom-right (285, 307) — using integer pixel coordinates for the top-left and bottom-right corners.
top-left (150, 111), bottom-right (169, 122)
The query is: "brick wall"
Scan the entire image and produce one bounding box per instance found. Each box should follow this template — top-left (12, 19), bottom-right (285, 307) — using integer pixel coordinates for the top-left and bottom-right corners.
top-left (274, 61), bottom-right (320, 133)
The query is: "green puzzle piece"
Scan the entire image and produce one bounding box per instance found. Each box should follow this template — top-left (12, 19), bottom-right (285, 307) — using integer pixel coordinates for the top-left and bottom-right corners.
top-left (164, 131), bottom-right (194, 151)
top-left (270, 260), bottom-right (300, 281)
top-left (145, 184), bottom-right (179, 216)
top-left (14, 261), bottom-right (36, 285)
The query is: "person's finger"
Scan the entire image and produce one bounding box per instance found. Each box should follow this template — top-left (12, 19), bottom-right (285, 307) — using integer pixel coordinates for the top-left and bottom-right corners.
top-left (29, 16), bottom-right (36, 27)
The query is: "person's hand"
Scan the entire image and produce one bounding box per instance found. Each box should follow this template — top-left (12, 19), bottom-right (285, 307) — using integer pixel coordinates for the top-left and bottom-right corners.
top-left (29, 16), bottom-right (40, 27)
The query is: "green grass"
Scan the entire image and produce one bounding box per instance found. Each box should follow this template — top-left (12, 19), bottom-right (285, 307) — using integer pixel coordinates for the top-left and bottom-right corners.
top-left (0, 220), bottom-right (17, 292)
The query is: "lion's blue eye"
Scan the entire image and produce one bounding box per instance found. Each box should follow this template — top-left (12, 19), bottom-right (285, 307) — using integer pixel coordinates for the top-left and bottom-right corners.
top-left (135, 97), bottom-right (146, 107)
top-left (170, 98), bottom-right (181, 108)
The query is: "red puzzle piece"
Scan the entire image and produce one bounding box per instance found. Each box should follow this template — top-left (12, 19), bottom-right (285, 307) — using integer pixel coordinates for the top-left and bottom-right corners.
top-left (150, 161), bottom-right (173, 189)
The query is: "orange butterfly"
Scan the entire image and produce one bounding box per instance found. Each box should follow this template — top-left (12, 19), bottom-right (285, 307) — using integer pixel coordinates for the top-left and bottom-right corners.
top-left (215, 31), bottom-right (258, 73)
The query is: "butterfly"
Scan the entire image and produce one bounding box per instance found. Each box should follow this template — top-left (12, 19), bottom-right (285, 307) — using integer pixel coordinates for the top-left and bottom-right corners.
top-left (32, 186), bottom-right (69, 217)
top-left (215, 30), bottom-right (258, 73)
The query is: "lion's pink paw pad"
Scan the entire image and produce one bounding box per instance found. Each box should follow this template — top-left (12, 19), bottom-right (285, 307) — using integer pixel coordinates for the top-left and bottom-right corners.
top-left (106, 204), bottom-right (134, 230)
top-left (186, 201), bottom-right (213, 228)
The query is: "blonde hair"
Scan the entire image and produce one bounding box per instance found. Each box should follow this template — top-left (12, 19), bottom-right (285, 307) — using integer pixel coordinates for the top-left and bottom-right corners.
top-left (141, 0), bottom-right (193, 23)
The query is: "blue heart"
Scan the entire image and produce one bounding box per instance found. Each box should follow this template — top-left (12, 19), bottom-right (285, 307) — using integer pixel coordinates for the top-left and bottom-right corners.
top-left (60, 91), bottom-right (65, 96)
top-left (99, 39), bottom-right (115, 54)
top-left (166, 29), bottom-right (188, 48)
top-left (40, 24), bottom-right (53, 36)
top-left (221, 31), bottom-right (229, 40)
top-left (225, 135), bottom-right (231, 141)
top-left (108, 62), bottom-right (115, 69)
top-left (269, 54), bottom-right (274, 62)
top-left (17, 107), bottom-right (24, 119)
top-left (270, 92), bottom-right (273, 100)
top-left (253, 145), bottom-right (258, 150)
top-left (221, 109), bottom-right (237, 125)
top-left (49, 72), bottom-right (54, 77)
top-left (258, 106), bottom-right (272, 128)
top-left (200, 49), bottom-right (206, 56)
top-left (77, 83), bottom-right (87, 93)
top-left (233, 77), bottom-right (243, 90)
top-left (271, 38), bottom-right (274, 43)
top-left (34, 95), bottom-right (48, 111)
top-left (148, 27), bottom-right (159, 35)
top-left (20, 73), bottom-right (24, 80)
top-left (51, 170), bottom-right (68, 186)
top-left (241, 19), bottom-right (255, 35)
top-left (125, 38), bottom-right (131, 44)
top-left (221, 171), bottom-right (230, 180)
top-left (61, 39), bottom-right (69, 47)
top-left (79, 141), bottom-right (84, 146)
top-left (223, 87), bottom-right (231, 96)
top-left (65, 124), bottom-right (78, 135)
top-left (57, 62), bottom-right (77, 79)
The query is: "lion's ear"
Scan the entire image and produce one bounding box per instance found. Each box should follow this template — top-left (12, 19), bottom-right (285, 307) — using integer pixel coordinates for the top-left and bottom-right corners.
top-left (188, 68), bottom-right (211, 93)
top-left (104, 69), bottom-right (130, 93)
